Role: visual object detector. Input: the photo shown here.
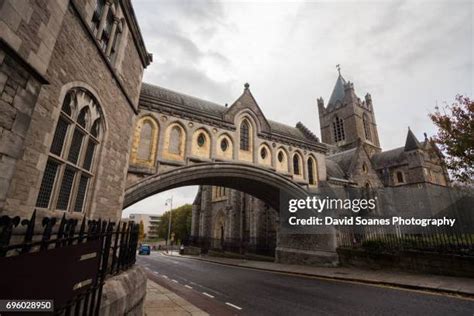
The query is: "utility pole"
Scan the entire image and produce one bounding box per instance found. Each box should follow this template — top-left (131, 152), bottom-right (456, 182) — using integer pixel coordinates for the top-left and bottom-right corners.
top-left (165, 197), bottom-right (173, 253)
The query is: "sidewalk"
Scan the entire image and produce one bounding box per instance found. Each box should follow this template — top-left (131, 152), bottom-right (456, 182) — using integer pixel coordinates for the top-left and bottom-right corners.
top-left (164, 252), bottom-right (474, 297)
top-left (145, 279), bottom-right (208, 316)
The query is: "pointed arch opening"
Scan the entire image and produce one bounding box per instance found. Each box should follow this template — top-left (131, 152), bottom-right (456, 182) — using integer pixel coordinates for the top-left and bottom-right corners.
top-left (363, 113), bottom-right (371, 141)
top-left (258, 143), bottom-right (272, 167)
top-left (36, 87), bottom-right (104, 213)
top-left (192, 128), bottom-right (211, 159)
top-left (239, 118), bottom-right (253, 162)
top-left (332, 115), bottom-right (345, 142)
top-left (131, 116), bottom-right (159, 167)
top-left (164, 123), bottom-right (186, 161)
top-left (307, 156), bottom-right (318, 185)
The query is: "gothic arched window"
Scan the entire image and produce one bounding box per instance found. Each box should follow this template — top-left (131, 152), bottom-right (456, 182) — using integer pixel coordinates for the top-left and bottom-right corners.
top-left (307, 157), bottom-right (317, 185)
top-left (293, 154), bottom-right (301, 175)
top-left (240, 120), bottom-right (250, 151)
top-left (36, 88), bottom-right (103, 213)
top-left (169, 126), bottom-right (182, 155)
top-left (92, 0), bottom-right (124, 63)
top-left (363, 113), bottom-right (371, 141)
top-left (137, 122), bottom-right (153, 160)
top-left (131, 116), bottom-right (159, 167)
top-left (332, 116), bottom-right (345, 142)
top-left (396, 171), bottom-right (404, 183)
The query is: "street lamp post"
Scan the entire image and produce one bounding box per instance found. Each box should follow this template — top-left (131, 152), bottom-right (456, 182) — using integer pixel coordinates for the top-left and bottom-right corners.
top-left (165, 197), bottom-right (173, 253)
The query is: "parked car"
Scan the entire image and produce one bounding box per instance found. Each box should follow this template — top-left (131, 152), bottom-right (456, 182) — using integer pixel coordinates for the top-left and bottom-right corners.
top-left (138, 244), bottom-right (151, 255)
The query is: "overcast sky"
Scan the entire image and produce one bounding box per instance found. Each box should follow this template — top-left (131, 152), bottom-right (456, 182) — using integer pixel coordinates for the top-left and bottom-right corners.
top-left (122, 0), bottom-right (473, 218)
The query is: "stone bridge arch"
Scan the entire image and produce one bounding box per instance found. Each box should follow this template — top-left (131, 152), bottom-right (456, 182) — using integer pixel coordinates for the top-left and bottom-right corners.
top-left (123, 162), bottom-right (308, 211)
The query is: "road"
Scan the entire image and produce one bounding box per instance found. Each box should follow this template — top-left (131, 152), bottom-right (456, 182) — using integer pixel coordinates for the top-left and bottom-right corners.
top-left (137, 252), bottom-right (474, 316)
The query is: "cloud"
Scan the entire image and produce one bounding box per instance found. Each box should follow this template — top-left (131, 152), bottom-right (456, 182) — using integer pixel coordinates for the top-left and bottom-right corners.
top-left (131, 0), bottom-right (473, 207)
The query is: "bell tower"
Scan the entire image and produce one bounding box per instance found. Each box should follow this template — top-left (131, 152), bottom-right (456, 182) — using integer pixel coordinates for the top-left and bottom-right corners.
top-left (318, 66), bottom-right (381, 155)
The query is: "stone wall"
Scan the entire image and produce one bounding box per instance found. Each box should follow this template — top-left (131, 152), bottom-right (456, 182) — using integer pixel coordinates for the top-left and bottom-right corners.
top-left (0, 43), bottom-right (44, 211)
top-left (1, 1), bottom-right (147, 221)
top-left (99, 265), bottom-right (147, 316)
top-left (337, 248), bottom-right (474, 278)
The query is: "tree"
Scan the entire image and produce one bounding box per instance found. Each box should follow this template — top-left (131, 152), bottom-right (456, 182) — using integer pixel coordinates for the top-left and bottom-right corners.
top-left (429, 95), bottom-right (474, 184)
top-left (157, 204), bottom-right (192, 244)
top-left (138, 220), bottom-right (145, 243)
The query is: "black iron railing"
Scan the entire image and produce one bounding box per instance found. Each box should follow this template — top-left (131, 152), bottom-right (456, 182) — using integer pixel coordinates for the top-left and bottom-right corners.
top-left (0, 210), bottom-right (139, 315)
top-left (337, 224), bottom-right (474, 255)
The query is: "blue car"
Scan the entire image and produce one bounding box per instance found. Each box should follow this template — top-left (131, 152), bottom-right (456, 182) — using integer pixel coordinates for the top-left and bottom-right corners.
top-left (138, 244), bottom-right (151, 255)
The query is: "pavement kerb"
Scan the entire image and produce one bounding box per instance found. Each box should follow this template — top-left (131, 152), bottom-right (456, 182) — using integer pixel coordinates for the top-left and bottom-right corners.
top-left (160, 252), bottom-right (474, 299)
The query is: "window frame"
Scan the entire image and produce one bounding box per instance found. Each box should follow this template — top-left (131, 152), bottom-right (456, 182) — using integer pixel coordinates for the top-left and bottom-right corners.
top-left (35, 88), bottom-right (103, 213)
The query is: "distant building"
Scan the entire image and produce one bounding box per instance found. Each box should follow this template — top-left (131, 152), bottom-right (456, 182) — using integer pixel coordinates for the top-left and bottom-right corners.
top-left (129, 213), bottom-right (161, 240)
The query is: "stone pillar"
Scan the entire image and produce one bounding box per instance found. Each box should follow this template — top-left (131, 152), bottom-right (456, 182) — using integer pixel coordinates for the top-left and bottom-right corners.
top-left (96, 0), bottom-right (112, 41)
top-left (105, 17), bottom-right (120, 56)
top-left (190, 204), bottom-right (200, 239)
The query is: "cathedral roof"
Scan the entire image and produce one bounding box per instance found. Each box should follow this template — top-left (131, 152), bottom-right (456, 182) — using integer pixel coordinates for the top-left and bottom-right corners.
top-left (404, 128), bottom-right (422, 151)
top-left (327, 147), bottom-right (358, 175)
top-left (372, 147), bottom-right (406, 169)
top-left (325, 159), bottom-right (346, 179)
top-left (141, 82), bottom-right (226, 118)
top-left (140, 82), bottom-right (319, 144)
top-left (328, 74), bottom-right (347, 105)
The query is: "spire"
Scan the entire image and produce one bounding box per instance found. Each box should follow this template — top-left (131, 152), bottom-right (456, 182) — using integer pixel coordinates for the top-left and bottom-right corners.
top-left (328, 65), bottom-right (347, 105)
top-left (404, 127), bottom-right (422, 151)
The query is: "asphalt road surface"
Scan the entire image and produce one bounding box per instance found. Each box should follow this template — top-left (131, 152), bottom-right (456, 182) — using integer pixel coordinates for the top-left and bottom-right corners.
top-left (137, 252), bottom-right (474, 316)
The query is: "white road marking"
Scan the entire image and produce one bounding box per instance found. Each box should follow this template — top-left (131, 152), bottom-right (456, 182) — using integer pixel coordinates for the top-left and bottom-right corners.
top-left (202, 292), bottom-right (214, 298)
top-left (185, 285), bottom-right (193, 289)
top-left (172, 279), bottom-right (178, 283)
top-left (225, 302), bottom-right (242, 310)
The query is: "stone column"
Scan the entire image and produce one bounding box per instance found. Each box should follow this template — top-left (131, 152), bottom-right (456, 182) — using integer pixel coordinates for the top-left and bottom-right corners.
top-left (105, 17), bottom-right (120, 56)
top-left (96, 0), bottom-right (112, 41)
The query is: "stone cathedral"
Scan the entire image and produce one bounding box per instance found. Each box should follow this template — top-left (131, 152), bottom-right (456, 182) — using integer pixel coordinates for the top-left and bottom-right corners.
top-left (190, 70), bottom-right (450, 256)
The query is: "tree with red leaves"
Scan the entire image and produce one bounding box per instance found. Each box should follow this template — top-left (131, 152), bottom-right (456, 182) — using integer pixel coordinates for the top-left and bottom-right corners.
top-left (429, 95), bottom-right (473, 184)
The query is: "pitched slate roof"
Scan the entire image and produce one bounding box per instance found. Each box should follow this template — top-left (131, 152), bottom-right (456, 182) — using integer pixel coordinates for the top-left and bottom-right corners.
top-left (327, 147), bottom-right (358, 175)
top-left (141, 82), bottom-right (226, 118)
top-left (372, 147), bottom-right (406, 169)
top-left (140, 82), bottom-right (320, 144)
top-left (328, 74), bottom-right (347, 105)
top-left (326, 159), bottom-right (346, 179)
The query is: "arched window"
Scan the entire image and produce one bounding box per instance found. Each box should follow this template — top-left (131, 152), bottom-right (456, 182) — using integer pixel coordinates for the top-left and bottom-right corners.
top-left (169, 126), bottom-right (182, 155)
top-left (240, 120), bottom-right (250, 151)
top-left (221, 138), bottom-right (228, 152)
top-left (332, 115), bottom-right (345, 142)
top-left (396, 171), bottom-right (404, 183)
top-left (307, 157), bottom-right (317, 185)
top-left (363, 113), bottom-right (371, 141)
top-left (131, 116), bottom-right (159, 166)
top-left (260, 147), bottom-right (267, 159)
top-left (36, 88), bottom-right (103, 213)
top-left (276, 149), bottom-right (288, 173)
top-left (197, 133), bottom-right (206, 147)
top-left (137, 122), bottom-right (153, 160)
top-left (278, 151), bottom-right (284, 162)
top-left (92, 0), bottom-right (123, 63)
top-left (362, 162), bottom-right (368, 174)
top-left (293, 154), bottom-right (301, 175)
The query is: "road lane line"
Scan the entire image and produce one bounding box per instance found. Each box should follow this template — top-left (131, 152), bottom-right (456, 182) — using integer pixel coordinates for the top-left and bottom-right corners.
top-left (202, 292), bottom-right (214, 298)
top-left (185, 285), bottom-right (193, 289)
top-left (172, 279), bottom-right (178, 283)
top-left (225, 302), bottom-right (242, 310)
